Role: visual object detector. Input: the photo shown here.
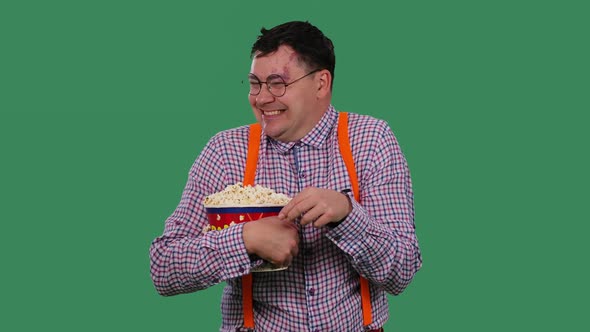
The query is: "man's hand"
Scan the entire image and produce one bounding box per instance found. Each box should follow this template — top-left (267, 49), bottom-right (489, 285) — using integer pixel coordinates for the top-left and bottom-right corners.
top-left (243, 216), bottom-right (299, 267)
top-left (279, 187), bottom-right (352, 227)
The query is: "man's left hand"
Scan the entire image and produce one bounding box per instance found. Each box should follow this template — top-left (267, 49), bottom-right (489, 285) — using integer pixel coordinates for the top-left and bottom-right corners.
top-left (278, 187), bottom-right (352, 227)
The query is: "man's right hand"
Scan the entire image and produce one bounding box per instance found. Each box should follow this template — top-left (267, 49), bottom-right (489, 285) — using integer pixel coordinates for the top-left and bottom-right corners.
top-left (243, 216), bottom-right (299, 267)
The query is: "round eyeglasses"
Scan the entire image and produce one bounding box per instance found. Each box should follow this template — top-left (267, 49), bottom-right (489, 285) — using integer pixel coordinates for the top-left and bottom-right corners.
top-left (247, 69), bottom-right (322, 97)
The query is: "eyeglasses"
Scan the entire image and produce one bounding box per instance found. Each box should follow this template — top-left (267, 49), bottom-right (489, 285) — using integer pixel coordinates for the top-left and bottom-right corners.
top-left (247, 69), bottom-right (321, 97)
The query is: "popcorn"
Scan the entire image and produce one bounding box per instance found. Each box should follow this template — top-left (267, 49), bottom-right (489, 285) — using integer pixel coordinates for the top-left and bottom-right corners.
top-left (203, 182), bottom-right (291, 206)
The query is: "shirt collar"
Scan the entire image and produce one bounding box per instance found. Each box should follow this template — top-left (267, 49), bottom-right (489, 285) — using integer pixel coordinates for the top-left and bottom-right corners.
top-left (268, 105), bottom-right (337, 153)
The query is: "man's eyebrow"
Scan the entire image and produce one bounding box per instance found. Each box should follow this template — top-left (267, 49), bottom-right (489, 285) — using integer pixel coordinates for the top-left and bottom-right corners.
top-left (248, 73), bottom-right (286, 80)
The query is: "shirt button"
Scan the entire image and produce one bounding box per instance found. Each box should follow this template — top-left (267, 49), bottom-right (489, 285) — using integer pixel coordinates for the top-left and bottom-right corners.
top-left (308, 288), bottom-right (315, 296)
top-left (238, 267), bottom-right (244, 273)
top-left (299, 172), bottom-right (306, 178)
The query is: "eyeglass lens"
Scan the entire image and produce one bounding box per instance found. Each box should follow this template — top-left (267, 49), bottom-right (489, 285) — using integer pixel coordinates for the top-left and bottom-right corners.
top-left (248, 75), bottom-right (287, 97)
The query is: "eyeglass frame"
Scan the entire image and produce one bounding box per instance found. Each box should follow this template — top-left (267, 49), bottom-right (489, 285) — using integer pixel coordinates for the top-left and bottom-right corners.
top-left (247, 69), bottom-right (322, 97)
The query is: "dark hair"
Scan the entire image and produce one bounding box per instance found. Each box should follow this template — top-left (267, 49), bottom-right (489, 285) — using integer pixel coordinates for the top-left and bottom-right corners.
top-left (251, 21), bottom-right (335, 87)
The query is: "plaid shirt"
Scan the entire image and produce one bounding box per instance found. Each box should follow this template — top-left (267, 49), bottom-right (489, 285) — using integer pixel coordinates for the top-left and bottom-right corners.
top-left (150, 106), bottom-right (421, 331)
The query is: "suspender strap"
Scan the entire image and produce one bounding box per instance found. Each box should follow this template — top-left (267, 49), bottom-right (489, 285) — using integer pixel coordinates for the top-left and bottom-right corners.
top-left (337, 112), bottom-right (360, 201)
top-left (241, 123), bottom-right (261, 330)
top-left (337, 112), bottom-right (373, 327)
top-left (241, 114), bottom-right (373, 328)
top-left (244, 123), bottom-right (261, 186)
top-left (241, 275), bottom-right (254, 329)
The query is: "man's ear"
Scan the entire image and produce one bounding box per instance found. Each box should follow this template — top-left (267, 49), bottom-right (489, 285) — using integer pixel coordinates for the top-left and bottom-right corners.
top-left (316, 69), bottom-right (332, 98)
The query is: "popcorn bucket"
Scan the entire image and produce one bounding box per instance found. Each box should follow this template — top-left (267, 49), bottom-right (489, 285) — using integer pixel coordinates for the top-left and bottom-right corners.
top-left (204, 205), bottom-right (288, 272)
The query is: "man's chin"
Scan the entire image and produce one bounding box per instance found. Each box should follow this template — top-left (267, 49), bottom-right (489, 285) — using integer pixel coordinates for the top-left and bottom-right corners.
top-left (263, 126), bottom-right (289, 142)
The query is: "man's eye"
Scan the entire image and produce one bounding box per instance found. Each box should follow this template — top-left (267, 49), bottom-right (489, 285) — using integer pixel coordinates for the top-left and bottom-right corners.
top-left (268, 81), bottom-right (285, 89)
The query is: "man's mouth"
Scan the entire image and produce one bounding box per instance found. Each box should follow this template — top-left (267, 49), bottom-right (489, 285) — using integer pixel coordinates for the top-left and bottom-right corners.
top-left (262, 110), bottom-right (285, 116)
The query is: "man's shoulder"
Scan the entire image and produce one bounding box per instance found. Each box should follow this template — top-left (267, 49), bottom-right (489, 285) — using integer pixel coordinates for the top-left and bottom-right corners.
top-left (342, 112), bottom-right (390, 137)
top-left (346, 111), bottom-right (386, 124)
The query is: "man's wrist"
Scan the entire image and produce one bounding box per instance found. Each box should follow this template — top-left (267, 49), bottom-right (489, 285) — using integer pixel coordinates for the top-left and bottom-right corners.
top-left (330, 189), bottom-right (353, 227)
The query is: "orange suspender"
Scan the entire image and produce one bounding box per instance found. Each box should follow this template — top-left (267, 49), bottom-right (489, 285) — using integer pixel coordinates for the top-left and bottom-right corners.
top-left (241, 113), bottom-right (372, 329)
top-left (242, 122), bottom-right (261, 330)
top-left (243, 123), bottom-right (261, 186)
top-left (337, 112), bottom-right (373, 326)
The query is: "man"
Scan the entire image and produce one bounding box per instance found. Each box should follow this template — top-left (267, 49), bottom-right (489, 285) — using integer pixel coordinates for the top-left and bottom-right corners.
top-left (150, 21), bottom-right (421, 331)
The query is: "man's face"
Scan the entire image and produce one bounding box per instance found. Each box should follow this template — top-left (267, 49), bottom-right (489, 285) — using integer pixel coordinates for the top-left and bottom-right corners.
top-left (248, 45), bottom-right (323, 142)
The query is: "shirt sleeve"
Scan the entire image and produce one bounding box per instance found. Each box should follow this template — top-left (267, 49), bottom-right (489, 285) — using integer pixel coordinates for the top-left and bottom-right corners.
top-left (326, 120), bottom-right (422, 295)
top-left (149, 133), bottom-right (257, 296)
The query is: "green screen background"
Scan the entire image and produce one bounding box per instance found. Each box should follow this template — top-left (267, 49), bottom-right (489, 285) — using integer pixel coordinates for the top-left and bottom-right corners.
top-left (1, 0), bottom-right (588, 331)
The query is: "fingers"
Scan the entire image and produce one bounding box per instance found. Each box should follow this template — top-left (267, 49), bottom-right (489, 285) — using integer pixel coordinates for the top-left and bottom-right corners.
top-left (279, 189), bottom-right (311, 220)
top-left (279, 188), bottom-right (350, 227)
top-left (280, 190), bottom-right (317, 224)
top-left (300, 204), bottom-right (341, 227)
top-left (268, 237), bottom-right (299, 267)
top-left (298, 203), bottom-right (325, 226)
top-left (250, 218), bottom-right (299, 266)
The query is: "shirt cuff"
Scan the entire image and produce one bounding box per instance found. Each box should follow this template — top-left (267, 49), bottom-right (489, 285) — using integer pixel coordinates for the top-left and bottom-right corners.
top-left (325, 199), bottom-right (372, 255)
top-left (214, 223), bottom-right (259, 279)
